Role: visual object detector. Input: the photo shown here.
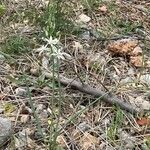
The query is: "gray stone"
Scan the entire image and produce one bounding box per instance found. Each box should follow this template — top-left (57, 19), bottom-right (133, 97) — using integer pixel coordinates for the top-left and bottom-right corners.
top-left (140, 74), bottom-right (150, 85)
top-left (36, 104), bottom-right (46, 113)
top-left (120, 77), bottom-right (134, 84)
top-left (78, 122), bottom-right (91, 132)
top-left (0, 117), bottom-right (12, 147)
top-left (80, 31), bottom-right (91, 40)
top-left (15, 87), bottom-right (27, 97)
top-left (0, 54), bottom-right (5, 64)
top-left (118, 129), bottom-right (136, 149)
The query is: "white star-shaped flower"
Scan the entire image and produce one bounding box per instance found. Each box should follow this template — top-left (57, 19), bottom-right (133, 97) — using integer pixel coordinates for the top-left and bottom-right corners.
top-left (34, 45), bottom-right (50, 56)
top-left (42, 36), bottom-right (59, 46)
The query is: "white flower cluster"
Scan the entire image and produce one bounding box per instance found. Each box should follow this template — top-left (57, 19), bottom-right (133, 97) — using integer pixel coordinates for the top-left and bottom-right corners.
top-left (34, 36), bottom-right (71, 69)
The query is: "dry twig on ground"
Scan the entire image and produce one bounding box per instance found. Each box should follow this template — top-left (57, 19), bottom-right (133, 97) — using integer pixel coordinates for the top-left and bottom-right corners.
top-left (45, 72), bottom-right (141, 115)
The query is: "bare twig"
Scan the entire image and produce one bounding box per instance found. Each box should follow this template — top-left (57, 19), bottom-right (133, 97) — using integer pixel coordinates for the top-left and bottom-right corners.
top-left (80, 27), bottom-right (149, 42)
top-left (44, 72), bottom-right (141, 115)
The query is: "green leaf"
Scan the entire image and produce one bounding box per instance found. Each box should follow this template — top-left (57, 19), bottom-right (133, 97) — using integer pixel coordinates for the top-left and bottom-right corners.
top-left (0, 4), bottom-right (6, 16)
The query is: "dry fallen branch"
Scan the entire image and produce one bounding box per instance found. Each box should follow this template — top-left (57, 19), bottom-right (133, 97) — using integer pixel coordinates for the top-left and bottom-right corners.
top-left (80, 27), bottom-right (149, 42)
top-left (45, 72), bottom-right (141, 115)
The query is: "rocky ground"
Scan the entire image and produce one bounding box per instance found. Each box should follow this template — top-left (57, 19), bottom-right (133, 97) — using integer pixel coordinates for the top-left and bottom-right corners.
top-left (0, 0), bottom-right (150, 149)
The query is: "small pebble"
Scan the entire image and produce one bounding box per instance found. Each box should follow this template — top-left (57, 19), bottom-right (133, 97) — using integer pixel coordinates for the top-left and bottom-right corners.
top-left (0, 54), bottom-right (5, 64)
top-left (78, 122), bottom-right (91, 132)
top-left (78, 14), bottom-right (91, 23)
top-left (15, 87), bottom-right (27, 97)
top-left (0, 117), bottom-right (12, 147)
top-left (20, 115), bottom-right (30, 123)
top-left (36, 104), bottom-right (46, 113)
top-left (80, 31), bottom-right (91, 40)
